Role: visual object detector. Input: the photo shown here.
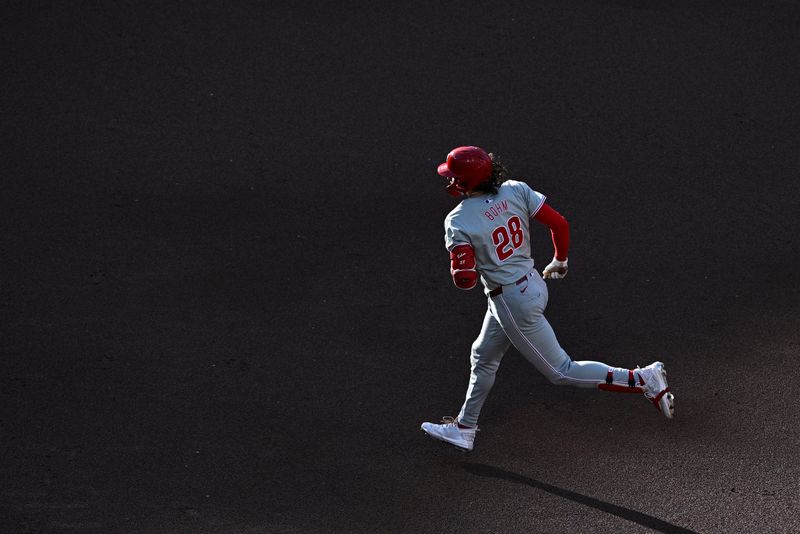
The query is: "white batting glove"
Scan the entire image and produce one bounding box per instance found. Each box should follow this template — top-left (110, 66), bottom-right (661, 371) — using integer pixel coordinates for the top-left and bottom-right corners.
top-left (542, 257), bottom-right (568, 280)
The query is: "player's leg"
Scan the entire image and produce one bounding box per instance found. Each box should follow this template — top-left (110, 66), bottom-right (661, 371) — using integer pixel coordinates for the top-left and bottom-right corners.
top-left (490, 274), bottom-right (633, 388)
top-left (421, 305), bottom-right (511, 450)
top-left (515, 307), bottom-right (674, 416)
top-left (456, 306), bottom-right (512, 427)
top-left (489, 273), bottom-right (674, 417)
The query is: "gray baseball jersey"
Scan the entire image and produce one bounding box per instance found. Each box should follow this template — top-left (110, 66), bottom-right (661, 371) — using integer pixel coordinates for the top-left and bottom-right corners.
top-left (444, 180), bottom-right (546, 292)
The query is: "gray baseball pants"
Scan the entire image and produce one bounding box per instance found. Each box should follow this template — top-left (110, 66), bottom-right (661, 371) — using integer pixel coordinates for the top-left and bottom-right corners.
top-left (457, 271), bottom-right (634, 427)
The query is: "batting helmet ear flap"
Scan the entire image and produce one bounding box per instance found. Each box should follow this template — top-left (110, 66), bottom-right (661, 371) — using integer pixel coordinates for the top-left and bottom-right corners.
top-left (437, 146), bottom-right (493, 195)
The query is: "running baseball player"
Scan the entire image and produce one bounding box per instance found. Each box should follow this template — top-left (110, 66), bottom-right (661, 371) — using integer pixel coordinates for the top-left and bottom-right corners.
top-left (421, 146), bottom-right (674, 451)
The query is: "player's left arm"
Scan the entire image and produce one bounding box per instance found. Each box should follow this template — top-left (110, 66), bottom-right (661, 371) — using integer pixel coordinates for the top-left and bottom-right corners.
top-left (533, 203), bottom-right (570, 279)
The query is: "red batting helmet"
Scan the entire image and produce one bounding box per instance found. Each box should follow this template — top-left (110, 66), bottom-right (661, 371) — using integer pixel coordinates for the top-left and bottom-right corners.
top-left (437, 146), bottom-right (493, 196)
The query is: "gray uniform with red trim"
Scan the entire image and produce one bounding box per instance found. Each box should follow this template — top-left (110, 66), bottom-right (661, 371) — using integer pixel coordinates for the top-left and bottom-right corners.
top-left (445, 180), bottom-right (546, 294)
top-left (444, 180), bottom-right (634, 427)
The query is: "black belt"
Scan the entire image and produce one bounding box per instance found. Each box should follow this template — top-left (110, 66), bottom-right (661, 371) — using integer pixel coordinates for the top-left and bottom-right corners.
top-left (489, 273), bottom-right (530, 298)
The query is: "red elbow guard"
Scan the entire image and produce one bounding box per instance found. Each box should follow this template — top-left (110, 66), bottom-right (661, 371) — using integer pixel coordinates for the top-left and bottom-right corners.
top-left (450, 244), bottom-right (478, 290)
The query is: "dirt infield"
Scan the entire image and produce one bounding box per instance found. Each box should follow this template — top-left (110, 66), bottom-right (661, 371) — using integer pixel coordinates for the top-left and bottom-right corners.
top-left (2, 1), bottom-right (799, 532)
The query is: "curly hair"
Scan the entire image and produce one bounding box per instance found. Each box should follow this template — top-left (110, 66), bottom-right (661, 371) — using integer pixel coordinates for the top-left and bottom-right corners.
top-left (472, 152), bottom-right (510, 195)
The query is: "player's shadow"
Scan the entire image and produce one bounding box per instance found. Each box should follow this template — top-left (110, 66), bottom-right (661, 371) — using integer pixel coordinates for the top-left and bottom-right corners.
top-left (462, 463), bottom-right (697, 534)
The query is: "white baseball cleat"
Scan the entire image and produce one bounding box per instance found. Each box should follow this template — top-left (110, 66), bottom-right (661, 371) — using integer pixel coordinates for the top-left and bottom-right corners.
top-left (421, 417), bottom-right (477, 451)
top-left (637, 361), bottom-right (675, 419)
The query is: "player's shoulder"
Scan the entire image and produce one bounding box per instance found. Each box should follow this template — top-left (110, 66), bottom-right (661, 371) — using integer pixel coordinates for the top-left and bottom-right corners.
top-left (444, 201), bottom-right (466, 224)
top-left (499, 180), bottom-right (547, 211)
top-left (499, 179), bottom-right (537, 198)
top-left (505, 179), bottom-right (547, 195)
top-left (500, 179), bottom-right (532, 191)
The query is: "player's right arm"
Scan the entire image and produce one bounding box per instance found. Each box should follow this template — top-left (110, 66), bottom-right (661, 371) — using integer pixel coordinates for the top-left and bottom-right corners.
top-left (533, 203), bottom-right (569, 262)
top-left (449, 243), bottom-right (478, 290)
top-left (533, 203), bottom-right (570, 279)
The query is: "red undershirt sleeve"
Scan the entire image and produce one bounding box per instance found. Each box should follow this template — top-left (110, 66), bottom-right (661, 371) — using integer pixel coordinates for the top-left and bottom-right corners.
top-left (532, 203), bottom-right (570, 261)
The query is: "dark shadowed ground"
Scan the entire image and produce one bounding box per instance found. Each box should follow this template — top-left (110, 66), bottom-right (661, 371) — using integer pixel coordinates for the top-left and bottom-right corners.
top-left (2, 1), bottom-right (799, 532)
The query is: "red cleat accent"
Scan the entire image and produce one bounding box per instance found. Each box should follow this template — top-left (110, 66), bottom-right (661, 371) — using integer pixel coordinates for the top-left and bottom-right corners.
top-left (597, 383), bottom-right (644, 394)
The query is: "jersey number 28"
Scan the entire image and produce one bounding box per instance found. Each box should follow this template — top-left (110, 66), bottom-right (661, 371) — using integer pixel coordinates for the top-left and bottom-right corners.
top-left (492, 216), bottom-right (524, 261)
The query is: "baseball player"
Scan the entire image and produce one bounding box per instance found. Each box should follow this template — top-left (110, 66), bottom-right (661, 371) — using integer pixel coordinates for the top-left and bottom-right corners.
top-left (421, 146), bottom-right (674, 451)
